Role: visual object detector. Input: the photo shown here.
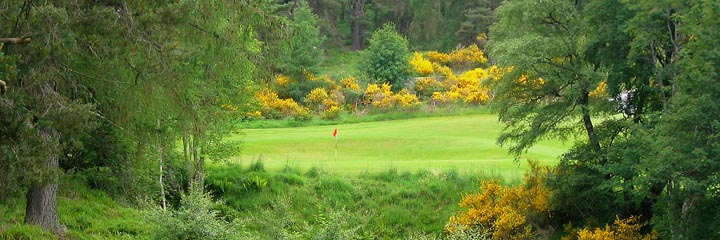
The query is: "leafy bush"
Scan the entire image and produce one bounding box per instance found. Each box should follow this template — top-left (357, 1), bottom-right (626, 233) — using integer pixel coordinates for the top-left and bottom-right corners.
top-left (361, 23), bottom-right (411, 90)
top-left (147, 183), bottom-right (245, 240)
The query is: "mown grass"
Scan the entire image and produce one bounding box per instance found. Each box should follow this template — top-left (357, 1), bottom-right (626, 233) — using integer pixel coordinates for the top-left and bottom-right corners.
top-left (231, 113), bottom-right (567, 179)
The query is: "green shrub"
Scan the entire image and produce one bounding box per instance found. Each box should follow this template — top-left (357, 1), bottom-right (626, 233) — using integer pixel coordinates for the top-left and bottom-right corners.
top-left (147, 183), bottom-right (246, 240)
top-left (360, 23), bottom-right (411, 91)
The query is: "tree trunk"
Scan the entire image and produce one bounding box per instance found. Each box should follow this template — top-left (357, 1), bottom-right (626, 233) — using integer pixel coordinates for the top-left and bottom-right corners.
top-left (580, 92), bottom-right (601, 154)
top-left (157, 120), bottom-right (166, 210)
top-left (351, 0), bottom-right (364, 50)
top-left (25, 127), bottom-right (65, 235)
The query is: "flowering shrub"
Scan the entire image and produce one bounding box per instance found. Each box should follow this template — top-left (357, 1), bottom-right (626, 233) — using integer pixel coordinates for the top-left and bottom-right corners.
top-left (274, 74), bottom-right (291, 87)
top-left (341, 76), bottom-right (361, 91)
top-left (364, 83), bottom-right (393, 106)
top-left (248, 47), bottom-right (498, 121)
top-left (410, 52), bottom-right (434, 76)
top-left (427, 51), bottom-right (450, 63)
top-left (255, 87), bottom-right (310, 119)
top-left (568, 216), bottom-right (657, 240)
top-left (393, 89), bottom-right (421, 109)
top-left (304, 87), bottom-right (330, 111)
top-left (245, 110), bottom-right (263, 120)
top-left (486, 65), bottom-right (513, 89)
top-left (364, 83), bottom-right (420, 110)
top-left (447, 160), bottom-right (552, 240)
top-left (321, 105), bottom-right (341, 119)
top-left (414, 77), bottom-right (445, 98)
top-left (457, 68), bottom-right (488, 85)
top-left (433, 63), bottom-right (455, 81)
top-left (447, 45), bottom-right (488, 69)
top-left (428, 68), bottom-right (491, 105)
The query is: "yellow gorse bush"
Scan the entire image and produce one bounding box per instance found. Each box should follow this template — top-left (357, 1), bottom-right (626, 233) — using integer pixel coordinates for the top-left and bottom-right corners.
top-left (569, 216), bottom-right (658, 240)
top-left (427, 51), bottom-right (450, 63)
top-left (447, 160), bottom-right (552, 240)
top-left (433, 63), bottom-right (455, 81)
top-left (273, 74), bottom-right (291, 87)
top-left (456, 68), bottom-right (487, 87)
top-left (447, 45), bottom-right (488, 68)
top-left (304, 87), bottom-right (329, 110)
top-left (364, 83), bottom-right (420, 110)
top-left (255, 87), bottom-right (309, 119)
top-left (244, 110), bottom-right (262, 120)
top-left (414, 77), bottom-right (444, 96)
top-left (410, 52), bottom-right (434, 76)
top-left (341, 76), bottom-right (361, 91)
top-left (364, 83), bottom-right (393, 106)
top-left (393, 89), bottom-right (421, 109)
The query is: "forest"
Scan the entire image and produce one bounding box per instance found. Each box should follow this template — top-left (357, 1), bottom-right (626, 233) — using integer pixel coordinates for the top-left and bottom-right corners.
top-left (1, 0), bottom-right (719, 239)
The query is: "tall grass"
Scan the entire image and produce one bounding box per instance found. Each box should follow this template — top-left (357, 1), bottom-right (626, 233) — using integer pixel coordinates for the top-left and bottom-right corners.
top-left (0, 176), bottom-right (149, 239)
top-left (205, 163), bottom-right (507, 238)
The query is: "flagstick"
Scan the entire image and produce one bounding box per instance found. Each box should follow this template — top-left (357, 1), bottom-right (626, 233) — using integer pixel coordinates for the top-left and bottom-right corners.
top-left (334, 136), bottom-right (338, 162)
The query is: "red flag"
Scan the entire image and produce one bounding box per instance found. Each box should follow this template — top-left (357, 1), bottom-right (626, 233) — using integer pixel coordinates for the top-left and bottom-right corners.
top-left (333, 128), bottom-right (338, 138)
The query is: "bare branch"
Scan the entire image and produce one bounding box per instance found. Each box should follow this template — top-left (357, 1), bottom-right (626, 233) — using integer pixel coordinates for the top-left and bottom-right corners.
top-left (0, 37), bottom-right (31, 44)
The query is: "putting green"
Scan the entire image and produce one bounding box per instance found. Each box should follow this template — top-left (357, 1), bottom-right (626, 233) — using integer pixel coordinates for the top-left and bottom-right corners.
top-left (231, 114), bottom-right (567, 178)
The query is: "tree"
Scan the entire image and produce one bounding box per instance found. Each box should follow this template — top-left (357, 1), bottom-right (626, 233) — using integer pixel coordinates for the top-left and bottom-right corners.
top-left (351, 0), bottom-right (365, 50)
top-left (489, 1), bottom-right (720, 238)
top-left (0, 2), bottom-right (97, 234)
top-left (1, 0), bottom-right (263, 234)
top-left (456, 0), bottom-right (501, 46)
top-left (640, 1), bottom-right (720, 238)
top-left (488, 0), bottom-right (607, 158)
top-left (283, 0), bottom-right (325, 80)
top-left (360, 23), bottom-right (411, 91)
top-left (487, 0), bottom-right (654, 227)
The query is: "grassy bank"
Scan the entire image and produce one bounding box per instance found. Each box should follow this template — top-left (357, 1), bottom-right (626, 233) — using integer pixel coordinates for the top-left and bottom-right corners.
top-left (0, 177), bottom-right (148, 239)
top-left (206, 163), bottom-right (501, 239)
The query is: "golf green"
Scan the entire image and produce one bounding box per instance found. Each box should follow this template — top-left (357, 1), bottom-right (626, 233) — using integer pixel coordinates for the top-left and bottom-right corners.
top-left (231, 114), bottom-right (567, 178)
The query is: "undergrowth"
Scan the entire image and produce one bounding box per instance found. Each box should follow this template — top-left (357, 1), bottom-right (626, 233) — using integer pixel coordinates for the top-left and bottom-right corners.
top-left (0, 176), bottom-right (149, 239)
top-left (205, 162), bottom-right (501, 238)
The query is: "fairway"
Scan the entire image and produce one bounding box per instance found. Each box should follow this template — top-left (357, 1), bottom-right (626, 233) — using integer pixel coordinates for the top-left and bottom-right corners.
top-left (231, 114), bottom-right (567, 178)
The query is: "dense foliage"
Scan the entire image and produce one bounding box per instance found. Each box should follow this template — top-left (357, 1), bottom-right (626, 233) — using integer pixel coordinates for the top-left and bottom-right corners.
top-left (1, 0), bottom-right (719, 239)
top-left (361, 23), bottom-right (412, 90)
top-left (482, 0), bottom-right (720, 238)
top-left (0, 0), bottom-right (267, 235)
